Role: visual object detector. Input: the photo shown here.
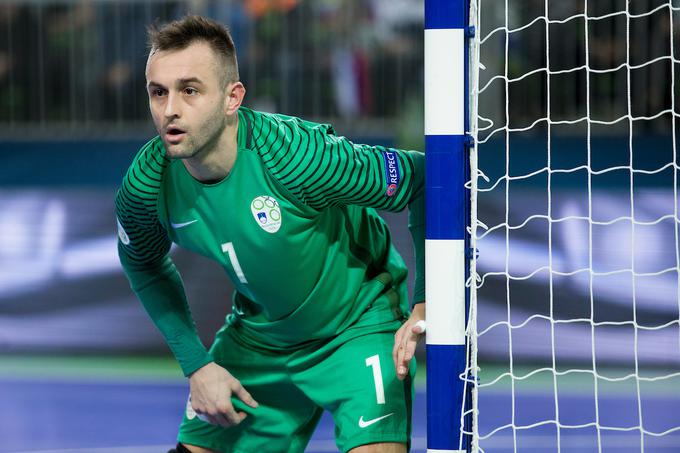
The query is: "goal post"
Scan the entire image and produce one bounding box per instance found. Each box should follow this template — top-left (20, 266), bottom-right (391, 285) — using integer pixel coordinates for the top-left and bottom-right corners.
top-left (424, 0), bottom-right (473, 452)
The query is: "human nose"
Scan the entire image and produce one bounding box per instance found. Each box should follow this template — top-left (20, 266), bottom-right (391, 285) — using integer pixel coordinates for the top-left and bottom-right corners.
top-left (164, 91), bottom-right (181, 119)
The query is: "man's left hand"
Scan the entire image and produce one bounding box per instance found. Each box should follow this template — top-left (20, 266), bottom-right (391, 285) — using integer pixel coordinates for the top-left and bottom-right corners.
top-left (392, 302), bottom-right (425, 381)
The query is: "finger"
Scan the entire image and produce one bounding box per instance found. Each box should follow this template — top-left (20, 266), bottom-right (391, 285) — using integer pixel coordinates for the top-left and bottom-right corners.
top-left (233, 383), bottom-right (259, 408)
top-left (222, 402), bottom-right (246, 426)
top-left (210, 388), bottom-right (244, 427)
top-left (396, 334), bottom-right (409, 380)
top-left (210, 403), bottom-right (244, 427)
top-left (194, 402), bottom-right (235, 427)
top-left (392, 325), bottom-right (406, 369)
top-left (403, 335), bottom-right (418, 362)
top-left (196, 413), bottom-right (211, 424)
top-left (213, 410), bottom-right (236, 428)
top-left (199, 411), bottom-right (228, 427)
top-left (229, 411), bottom-right (248, 425)
top-left (399, 328), bottom-right (421, 376)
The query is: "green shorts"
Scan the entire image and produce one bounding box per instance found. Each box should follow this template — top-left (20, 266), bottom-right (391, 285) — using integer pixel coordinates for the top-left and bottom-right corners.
top-left (177, 295), bottom-right (415, 453)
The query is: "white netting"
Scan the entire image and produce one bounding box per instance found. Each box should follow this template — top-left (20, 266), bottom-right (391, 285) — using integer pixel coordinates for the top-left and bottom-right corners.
top-left (466, 0), bottom-right (680, 451)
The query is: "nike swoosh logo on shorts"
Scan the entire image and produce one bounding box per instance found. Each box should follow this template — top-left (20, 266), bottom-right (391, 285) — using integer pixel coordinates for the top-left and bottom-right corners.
top-left (358, 412), bottom-right (394, 428)
top-left (171, 219), bottom-right (198, 229)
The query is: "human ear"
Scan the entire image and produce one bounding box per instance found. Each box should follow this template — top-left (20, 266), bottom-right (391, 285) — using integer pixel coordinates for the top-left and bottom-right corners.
top-left (225, 82), bottom-right (245, 115)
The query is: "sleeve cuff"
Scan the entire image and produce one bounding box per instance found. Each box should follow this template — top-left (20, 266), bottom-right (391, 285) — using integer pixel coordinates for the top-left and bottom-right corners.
top-left (180, 352), bottom-right (214, 377)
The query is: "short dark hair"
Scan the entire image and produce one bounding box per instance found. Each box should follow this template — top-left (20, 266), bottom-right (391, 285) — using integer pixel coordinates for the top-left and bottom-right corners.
top-left (147, 15), bottom-right (239, 85)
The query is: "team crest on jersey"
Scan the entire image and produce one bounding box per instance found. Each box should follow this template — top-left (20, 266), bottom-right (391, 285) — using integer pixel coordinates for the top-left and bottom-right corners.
top-left (117, 218), bottom-right (130, 245)
top-left (250, 196), bottom-right (282, 233)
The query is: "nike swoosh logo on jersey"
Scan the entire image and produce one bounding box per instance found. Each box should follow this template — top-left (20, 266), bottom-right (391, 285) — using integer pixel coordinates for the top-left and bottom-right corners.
top-left (358, 412), bottom-right (394, 428)
top-left (170, 219), bottom-right (199, 229)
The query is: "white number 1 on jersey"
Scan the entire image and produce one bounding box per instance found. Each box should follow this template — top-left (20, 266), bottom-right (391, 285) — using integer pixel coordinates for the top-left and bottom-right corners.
top-left (221, 242), bottom-right (248, 284)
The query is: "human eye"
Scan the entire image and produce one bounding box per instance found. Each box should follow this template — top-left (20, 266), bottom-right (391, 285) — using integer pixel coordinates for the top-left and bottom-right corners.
top-left (149, 87), bottom-right (166, 97)
top-left (184, 87), bottom-right (198, 96)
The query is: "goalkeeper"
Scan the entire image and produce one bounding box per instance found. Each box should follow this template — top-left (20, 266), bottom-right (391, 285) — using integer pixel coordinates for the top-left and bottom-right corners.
top-left (116, 15), bottom-right (425, 453)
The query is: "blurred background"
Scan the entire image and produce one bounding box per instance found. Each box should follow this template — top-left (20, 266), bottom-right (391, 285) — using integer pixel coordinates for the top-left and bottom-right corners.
top-left (472, 0), bottom-right (680, 450)
top-left (0, 1), bottom-right (427, 451)
top-left (0, 0), bottom-right (679, 451)
top-left (0, 0), bottom-right (425, 357)
top-left (474, 0), bottom-right (680, 366)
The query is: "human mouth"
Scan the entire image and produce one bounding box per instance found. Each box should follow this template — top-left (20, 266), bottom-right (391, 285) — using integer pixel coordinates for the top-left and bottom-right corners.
top-left (165, 126), bottom-right (186, 144)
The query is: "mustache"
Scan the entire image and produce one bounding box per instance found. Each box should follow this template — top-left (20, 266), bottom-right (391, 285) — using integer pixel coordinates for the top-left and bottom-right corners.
top-left (164, 124), bottom-right (187, 134)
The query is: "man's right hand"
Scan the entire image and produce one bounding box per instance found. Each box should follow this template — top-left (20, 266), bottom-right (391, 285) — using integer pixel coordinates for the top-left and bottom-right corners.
top-left (188, 362), bottom-right (259, 427)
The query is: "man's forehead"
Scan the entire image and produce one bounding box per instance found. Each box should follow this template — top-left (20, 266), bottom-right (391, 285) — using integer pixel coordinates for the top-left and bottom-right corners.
top-left (146, 42), bottom-right (219, 77)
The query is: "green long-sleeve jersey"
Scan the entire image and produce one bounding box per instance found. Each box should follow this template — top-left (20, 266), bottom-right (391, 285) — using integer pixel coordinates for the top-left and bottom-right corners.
top-left (116, 107), bottom-right (425, 376)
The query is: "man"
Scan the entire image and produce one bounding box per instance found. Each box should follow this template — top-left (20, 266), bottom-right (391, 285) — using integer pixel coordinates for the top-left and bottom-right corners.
top-left (116, 15), bottom-right (425, 453)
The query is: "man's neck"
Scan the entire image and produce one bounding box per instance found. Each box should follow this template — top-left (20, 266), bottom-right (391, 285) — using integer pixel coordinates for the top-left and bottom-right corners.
top-left (182, 116), bottom-right (239, 183)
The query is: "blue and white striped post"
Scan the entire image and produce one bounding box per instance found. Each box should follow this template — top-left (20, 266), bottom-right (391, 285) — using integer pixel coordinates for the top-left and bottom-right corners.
top-left (425, 0), bottom-right (471, 452)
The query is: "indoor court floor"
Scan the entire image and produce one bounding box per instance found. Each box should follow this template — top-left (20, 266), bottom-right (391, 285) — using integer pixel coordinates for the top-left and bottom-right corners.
top-left (1, 357), bottom-right (679, 453)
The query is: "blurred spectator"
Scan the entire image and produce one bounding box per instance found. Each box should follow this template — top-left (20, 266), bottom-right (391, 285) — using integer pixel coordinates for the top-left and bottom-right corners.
top-left (184, 0), bottom-right (251, 54)
top-left (43, 2), bottom-right (95, 121)
top-left (244, 0), bottom-right (300, 18)
top-left (94, 2), bottom-right (178, 122)
top-left (0, 4), bottom-right (20, 122)
top-left (0, 0), bottom-right (673, 136)
top-left (317, 0), bottom-right (373, 118)
top-left (0, 4), bottom-right (42, 122)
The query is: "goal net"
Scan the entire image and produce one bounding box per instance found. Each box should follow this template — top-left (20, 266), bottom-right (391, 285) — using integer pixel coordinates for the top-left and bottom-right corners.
top-left (466, 0), bottom-right (680, 451)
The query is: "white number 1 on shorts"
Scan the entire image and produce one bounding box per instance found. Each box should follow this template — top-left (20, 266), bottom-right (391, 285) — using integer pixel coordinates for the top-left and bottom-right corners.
top-left (365, 354), bottom-right (385, 405)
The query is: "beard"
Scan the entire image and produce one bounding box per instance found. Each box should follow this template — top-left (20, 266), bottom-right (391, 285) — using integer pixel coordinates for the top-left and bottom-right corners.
top-left (160, 104), bottom-right (228, 160)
